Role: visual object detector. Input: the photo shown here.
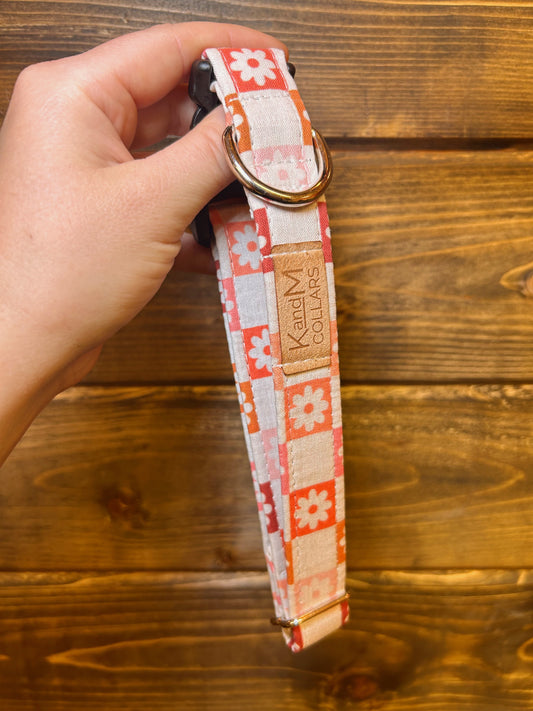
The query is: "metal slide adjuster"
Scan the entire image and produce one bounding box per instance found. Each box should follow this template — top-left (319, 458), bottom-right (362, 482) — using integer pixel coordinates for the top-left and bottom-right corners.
top-left (270, 592), bottom-right (350, 629)
top-left (222, 124), bottom-right (333, 207)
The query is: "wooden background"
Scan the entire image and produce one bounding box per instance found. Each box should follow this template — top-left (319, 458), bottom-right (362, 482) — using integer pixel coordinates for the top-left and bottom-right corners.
top-left (3, 1), bottom-right (533, 708)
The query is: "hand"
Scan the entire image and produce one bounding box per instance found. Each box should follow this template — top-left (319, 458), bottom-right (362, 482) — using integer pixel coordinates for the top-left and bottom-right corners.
top-left (0, 22), bottom-right (287, 464)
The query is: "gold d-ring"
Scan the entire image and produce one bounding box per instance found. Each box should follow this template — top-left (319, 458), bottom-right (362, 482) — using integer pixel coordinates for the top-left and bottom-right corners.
top-left (222, 125), bottom-right (333, 207)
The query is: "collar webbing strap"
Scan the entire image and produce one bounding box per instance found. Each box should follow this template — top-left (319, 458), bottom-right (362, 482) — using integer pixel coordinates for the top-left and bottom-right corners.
top-left (203, 47), bottom-right (348, 652)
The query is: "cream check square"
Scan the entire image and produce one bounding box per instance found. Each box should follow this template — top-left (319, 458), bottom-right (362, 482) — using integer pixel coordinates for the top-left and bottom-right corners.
top-left (287, 430), bottom-right (334, 489)
top-left (205, 46), bottom-right (347, 651)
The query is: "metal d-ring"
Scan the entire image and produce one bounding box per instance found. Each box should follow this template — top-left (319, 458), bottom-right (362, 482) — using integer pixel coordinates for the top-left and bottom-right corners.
top-left (222, 125), bottom-right (333, 207)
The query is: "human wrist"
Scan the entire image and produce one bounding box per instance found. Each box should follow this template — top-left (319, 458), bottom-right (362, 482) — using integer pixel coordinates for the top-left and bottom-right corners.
top-left (0, 308), bottom-right (70, 466)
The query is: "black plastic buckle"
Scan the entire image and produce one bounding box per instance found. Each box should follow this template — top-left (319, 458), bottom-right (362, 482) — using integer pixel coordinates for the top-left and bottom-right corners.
top-left (188, 57), bottom-right (295, 247)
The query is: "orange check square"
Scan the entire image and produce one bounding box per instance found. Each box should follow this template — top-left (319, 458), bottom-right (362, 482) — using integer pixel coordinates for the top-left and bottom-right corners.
top-left (285, 378), bottom-right (332, 440)
top-left (290, 480), bottom-right (336, 539)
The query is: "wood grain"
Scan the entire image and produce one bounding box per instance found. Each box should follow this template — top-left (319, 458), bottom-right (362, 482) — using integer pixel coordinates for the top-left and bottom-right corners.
top-left (1, 569), bottom-right (533, 710)
top-left (85, 148), bottom-right (533, 384)
top-left (4, 2), bottom-right (533, 137)
top-left (4, 383), bottom-right (533, 571)
top-left (3, 3), bottom-right (533, 707)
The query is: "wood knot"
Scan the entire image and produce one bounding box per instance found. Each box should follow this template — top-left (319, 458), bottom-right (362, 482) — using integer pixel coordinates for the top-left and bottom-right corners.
top-left (325, 669), bottom-right (379, 702)
top-left (214, 547), bottom-right (237, 569)
top-left (102, 485), bottom-right (149, 530)
top-left (500, 261), bottom-right (533, 297)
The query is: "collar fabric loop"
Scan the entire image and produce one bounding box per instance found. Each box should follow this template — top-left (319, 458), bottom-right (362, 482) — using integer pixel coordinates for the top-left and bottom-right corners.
top-left (203, 47), bottom-right (348, 652)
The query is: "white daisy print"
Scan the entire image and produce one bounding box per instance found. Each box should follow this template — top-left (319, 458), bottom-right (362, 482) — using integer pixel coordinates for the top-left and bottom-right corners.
top-left (231, 224), bottom-right (261, 270)
top-left (339, 532), bottom-right (346, 554)
top-left (258, 488), bottom-right (274, 529)
top-left (220, 286), bottom-right (235, 324)
top-left (289, 385), bottom-right (329, 433)
top-left (295, 488), bottom-right (332, 530)
top-left (241, 397), bottom-right (254, 426)
top-left (236, 383), bottom-right (254, 427)
top-left (248, 328), bottom-right (272, 373)
top-left (229, 49), bottom-right (277, 86)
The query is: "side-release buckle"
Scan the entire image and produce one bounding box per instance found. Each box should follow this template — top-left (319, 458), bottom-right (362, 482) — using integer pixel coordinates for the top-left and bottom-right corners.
top-left (187, 58), bottom-right (296, 246)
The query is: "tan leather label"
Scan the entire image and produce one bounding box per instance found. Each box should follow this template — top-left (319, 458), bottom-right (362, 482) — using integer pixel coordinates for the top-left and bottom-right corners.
top-left (272, 244), bottom-right (331, 375)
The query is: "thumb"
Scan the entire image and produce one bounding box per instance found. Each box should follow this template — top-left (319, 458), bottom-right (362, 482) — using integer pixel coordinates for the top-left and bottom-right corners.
top-left (133, 106), bottom-right (236, 233)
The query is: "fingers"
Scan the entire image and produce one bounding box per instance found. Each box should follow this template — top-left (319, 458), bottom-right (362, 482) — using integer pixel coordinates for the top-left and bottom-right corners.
top-left (131, 84), bottom-right (195, 150)
top-left (86, 22), bottom-right (287, 106)
top-left (76, 22), bottom-right (287, 142)
top-left (126, 106), bottom-right (234, 232)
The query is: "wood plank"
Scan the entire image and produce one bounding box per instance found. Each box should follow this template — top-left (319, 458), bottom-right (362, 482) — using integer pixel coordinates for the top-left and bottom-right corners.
top-left (4, 2), bottom-right (533, 137)
top-left (4, 384), bottom-right (533, 570)
top-left (0, 569), bottom-right (532, 710)
top-left (85, 148), bottom-right (533, 384)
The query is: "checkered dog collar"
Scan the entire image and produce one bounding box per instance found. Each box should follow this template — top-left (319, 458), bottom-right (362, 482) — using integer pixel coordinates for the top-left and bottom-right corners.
top-left (194, 48), bottom-right (348, 652)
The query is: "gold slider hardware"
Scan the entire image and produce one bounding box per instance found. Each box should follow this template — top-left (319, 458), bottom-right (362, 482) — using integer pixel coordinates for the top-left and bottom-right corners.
top-left (222, 125), bottom-right (333, 207)
top-left (271, 592), bottom-right (350, 629)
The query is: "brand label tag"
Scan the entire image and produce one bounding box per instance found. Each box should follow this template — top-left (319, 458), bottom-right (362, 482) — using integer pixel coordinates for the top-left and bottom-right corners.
top-left (272, 243), bottom-right (331, 375)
